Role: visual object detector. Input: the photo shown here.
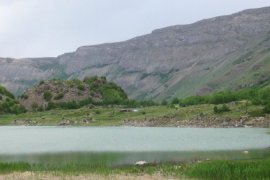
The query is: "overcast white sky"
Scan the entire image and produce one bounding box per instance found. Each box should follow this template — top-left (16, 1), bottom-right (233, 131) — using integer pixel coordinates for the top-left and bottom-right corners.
top-left (0, 0), bottom-right (270, 58)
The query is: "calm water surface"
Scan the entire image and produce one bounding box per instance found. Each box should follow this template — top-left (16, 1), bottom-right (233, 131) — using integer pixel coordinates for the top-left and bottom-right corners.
top-left (0, 127), bottom-right (269, 154)
top-left (0, 127), bottom-right (269, 165)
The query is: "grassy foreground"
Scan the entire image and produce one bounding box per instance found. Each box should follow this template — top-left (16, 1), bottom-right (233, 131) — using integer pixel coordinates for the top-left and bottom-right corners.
top-left (0, 159), bottom-right (270, 179)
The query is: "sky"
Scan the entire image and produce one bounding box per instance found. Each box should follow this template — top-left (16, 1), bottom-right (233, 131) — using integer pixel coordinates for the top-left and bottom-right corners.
top-left (0, 0), bottom-right (270, 58)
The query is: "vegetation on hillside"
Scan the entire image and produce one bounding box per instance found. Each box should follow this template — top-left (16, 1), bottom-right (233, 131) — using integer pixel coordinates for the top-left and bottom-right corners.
top-left (171, 87), bottom-right (270, 115)
top-left (0, 86), bottom-right (26, 114)
top-left (0, 86), bottom-right (15, 99)
top-left (1, 77), bottom-right (270, 118)
top-left (19, 76), bottom-right (132, 111)
top-left (171, 88), bottom-right (270, 106)
top-left (1, 101), bottom-right (269, 127)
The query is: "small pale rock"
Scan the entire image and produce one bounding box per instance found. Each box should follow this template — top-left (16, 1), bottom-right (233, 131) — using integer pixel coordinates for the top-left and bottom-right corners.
top-left (135, 161), bottom-right (148, 166)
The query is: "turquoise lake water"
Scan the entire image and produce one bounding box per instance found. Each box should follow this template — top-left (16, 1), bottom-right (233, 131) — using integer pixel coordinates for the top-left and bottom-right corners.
top-left (0, 127), bottom-right (269, 165)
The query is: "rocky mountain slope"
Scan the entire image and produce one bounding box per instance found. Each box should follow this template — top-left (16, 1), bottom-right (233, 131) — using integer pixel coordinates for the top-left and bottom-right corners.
top-left (19, 77), bottom-right (128, 111)
top-left (1, 6), bottom-right (270, 100)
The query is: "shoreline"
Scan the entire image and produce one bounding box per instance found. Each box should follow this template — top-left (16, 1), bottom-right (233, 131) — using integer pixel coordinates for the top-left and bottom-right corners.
top-left (4, 116), bottom-right (269, 128)
top-left (1, 104), bottom-right (269, 128)
top-left (122, 116), bottom-right (270, 128)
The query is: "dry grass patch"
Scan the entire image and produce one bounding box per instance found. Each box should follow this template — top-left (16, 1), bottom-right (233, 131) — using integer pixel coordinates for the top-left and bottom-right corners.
top-left (0, 172), bottom-right (179, 180)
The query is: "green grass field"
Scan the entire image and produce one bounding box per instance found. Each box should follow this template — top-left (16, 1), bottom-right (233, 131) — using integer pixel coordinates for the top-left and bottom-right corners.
top-left (0, 158), bottom-right (270, 179)
top-left (0, 101), bottom-right (267, 126)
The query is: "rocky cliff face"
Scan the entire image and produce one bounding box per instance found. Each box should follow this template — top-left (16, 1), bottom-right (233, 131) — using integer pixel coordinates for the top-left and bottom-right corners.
top-left (1, 7), bottom-right (270, 100)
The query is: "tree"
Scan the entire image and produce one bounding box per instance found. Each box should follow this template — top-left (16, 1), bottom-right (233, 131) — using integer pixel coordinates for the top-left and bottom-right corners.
top-left (171, 98), bottom-right (179, 104)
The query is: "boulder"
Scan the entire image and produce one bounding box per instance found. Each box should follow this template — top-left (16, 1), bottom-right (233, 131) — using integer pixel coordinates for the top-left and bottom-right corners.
top-left (135, 161), bottom-right (148, 166)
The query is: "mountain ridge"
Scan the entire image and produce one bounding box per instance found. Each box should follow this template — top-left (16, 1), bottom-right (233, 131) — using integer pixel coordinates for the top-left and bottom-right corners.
top-left (1, 6), bottom-right (270, 100)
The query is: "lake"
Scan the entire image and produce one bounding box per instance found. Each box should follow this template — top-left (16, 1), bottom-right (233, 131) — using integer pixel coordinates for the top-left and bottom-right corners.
top-left (0, 127), bottom-right (269, 165)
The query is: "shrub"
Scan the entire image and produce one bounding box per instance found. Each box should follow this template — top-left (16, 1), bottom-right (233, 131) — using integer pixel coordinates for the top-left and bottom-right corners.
top-left (249, 109), bottom-right (265, 117)
top-left (213, 106), bottom-right (219, 114)
top-left (77, 84), bottom-right (85, 91)
top-left (47, 102), bottom-right (56, 110)
top-left (263, 103), bottom-right (270, 114)
top-left (221, 104), bottom-right (230, 112)
top-left (20, 94), bottom-right (28, 100)
top-left (213, 104), bottom-right (231, 114)
top-left (54, 93), bottom-right (64, 100)
top-left (43, 91), bottom-right (53, 102)
top-left (39, 80), bottom-right (45, 85)
top-left (161, 100), bottom-right (168, 106)
top-left (171, 98), bottom-right (179, 104)
top-left (0, 100), bottom-right (26, 114)
top-left (13, 105), bottom-right (26, 114)
top-left (31, 103), bottom-right (38, 111)
top-left (37, 106), bottom-right (44, 112)
top-left (78, 98), bottom-right (93, 107)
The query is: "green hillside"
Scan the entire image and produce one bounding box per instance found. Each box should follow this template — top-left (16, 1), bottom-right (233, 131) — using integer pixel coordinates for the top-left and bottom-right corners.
top-left (0, 86), bottom-right (26, 114)
top-left (19, 76), bottom-right (128, 111)
top-left (159, 33), bottom-right (270, 100)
